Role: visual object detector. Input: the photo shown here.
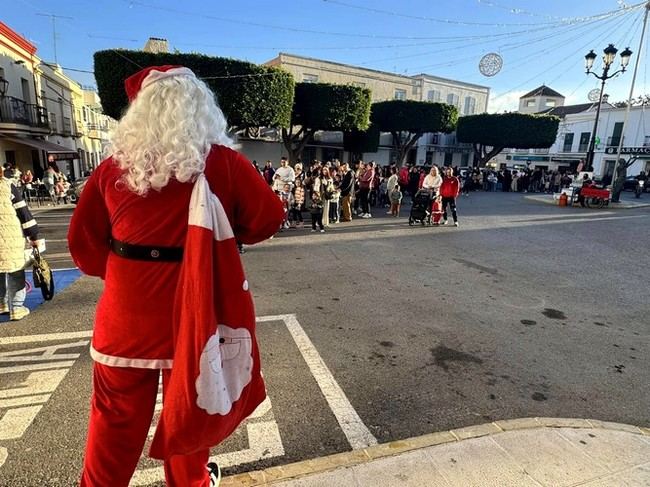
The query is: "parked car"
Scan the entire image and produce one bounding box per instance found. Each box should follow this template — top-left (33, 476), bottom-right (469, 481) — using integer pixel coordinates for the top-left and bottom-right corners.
top-left (67, 177), bottom-right (89, 204)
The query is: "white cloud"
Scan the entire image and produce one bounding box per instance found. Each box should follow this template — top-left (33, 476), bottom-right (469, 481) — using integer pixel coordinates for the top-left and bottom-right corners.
top-left (487, 90), bottom-right (527, 113)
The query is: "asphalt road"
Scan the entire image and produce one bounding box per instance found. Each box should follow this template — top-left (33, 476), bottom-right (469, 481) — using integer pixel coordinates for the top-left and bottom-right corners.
top-left (0, 193), bottom-right (648, 486)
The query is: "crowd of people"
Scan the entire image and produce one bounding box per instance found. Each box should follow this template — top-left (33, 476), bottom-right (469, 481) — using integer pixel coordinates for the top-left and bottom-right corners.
top-left (2, 162), bottom-right (71, 205)
top-left (256, 158), bottom-right (464, 232)
top-left (460, 167), bottom-right (577, 194)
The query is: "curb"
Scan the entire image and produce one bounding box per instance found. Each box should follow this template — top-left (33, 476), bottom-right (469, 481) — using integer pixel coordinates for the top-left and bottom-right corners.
top-left (524, 195), bottom-right (650, 209)
top-left (221, 417), bottom-right (650, 486)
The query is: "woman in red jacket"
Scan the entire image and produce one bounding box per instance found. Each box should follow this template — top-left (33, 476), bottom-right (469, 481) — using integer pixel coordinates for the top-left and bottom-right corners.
top-left (439, 166), bottom-right (461, 227)
top-left (68, 65), bottom-right (283, 487)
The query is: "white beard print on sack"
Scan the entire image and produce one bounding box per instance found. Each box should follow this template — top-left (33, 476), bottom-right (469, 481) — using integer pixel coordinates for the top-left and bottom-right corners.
top-left (196, 325), bottom-right (254, 415)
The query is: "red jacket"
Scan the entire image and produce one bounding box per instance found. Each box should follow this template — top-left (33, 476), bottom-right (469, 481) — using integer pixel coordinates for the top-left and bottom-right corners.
top-left (440, 176), bottom-right (461, 198)
top-left (68, 145), bottom-right (284, 368)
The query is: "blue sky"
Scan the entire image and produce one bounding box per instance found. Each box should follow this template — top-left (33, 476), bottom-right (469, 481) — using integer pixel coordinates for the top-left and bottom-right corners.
top-left (4, 0), bottom-right (650, 111)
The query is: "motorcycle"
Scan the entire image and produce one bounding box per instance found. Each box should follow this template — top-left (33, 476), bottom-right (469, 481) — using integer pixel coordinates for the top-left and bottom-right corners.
top-left (635, 179), bottom-right (645, 199)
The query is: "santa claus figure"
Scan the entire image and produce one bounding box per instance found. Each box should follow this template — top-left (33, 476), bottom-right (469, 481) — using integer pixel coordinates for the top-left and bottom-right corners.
top-left (68, 65), bottom-right (284, 487)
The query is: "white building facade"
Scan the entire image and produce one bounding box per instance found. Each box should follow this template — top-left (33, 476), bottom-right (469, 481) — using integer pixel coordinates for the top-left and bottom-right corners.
top-left (245, 53), bottom-right (491, 167)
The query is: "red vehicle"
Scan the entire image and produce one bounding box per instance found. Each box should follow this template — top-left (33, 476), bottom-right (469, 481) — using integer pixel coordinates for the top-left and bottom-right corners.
top-left (579, 185), bottom-right (611, 209)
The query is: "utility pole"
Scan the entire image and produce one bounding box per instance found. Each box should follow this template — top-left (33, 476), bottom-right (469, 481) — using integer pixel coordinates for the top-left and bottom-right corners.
top-left (36, 13), bottom-right (73, 65)
top-left (610, 1), bottom-right (650, 201)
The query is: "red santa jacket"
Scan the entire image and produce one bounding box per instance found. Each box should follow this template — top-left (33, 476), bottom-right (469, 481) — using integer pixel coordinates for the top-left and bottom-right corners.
top-left (440, 176), bottom-right (461, 198)
top-left (68, 145), bottom-right (284, 368)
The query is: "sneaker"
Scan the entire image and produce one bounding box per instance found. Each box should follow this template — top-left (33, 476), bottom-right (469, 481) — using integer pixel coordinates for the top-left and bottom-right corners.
top-left (207, 462), bottom-right (221, 486)
top-left (362, 213), bottom-right (372, 219)
top-left (10, 306), bottom-right (30, 321)
top-left (0, 302), bottom-right (8, 315)
top-left (443, 220), bottom-right (449, 225)
top-left (311, 229), bottom-right (316, 233)
top-left (454, 222), bottom-right (459, 227)
top-left (320, 229), bottom-right (325, 233)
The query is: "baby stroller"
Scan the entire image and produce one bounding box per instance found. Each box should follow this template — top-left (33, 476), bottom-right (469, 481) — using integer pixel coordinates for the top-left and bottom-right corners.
top-left (408, 189), bottom-right (434, 226)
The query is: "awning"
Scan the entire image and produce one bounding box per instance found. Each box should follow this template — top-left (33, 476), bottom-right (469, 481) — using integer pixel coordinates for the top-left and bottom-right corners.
top-left (0, 135), bottom-right (79, 160)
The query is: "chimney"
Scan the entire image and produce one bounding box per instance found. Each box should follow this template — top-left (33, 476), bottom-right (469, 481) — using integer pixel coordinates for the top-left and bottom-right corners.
top-left (143, 37), bottom-right (169, 54)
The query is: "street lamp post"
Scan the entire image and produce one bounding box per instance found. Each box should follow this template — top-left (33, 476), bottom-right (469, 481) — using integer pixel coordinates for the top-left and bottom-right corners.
top-left (584, 44), bottom-right (632, 172)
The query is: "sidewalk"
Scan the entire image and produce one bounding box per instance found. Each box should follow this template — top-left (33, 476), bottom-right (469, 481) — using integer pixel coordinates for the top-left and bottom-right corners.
top-left (223, 418), bottom-right (650, 486)
top-left (525, 193), bottom-right (650, 209)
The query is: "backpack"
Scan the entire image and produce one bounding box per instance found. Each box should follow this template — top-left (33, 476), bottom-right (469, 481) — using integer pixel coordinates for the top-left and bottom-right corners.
top-left (32, 248), bottom-right (54, 301)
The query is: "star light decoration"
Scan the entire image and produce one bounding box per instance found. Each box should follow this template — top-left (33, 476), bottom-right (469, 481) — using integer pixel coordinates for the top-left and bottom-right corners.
top-left (479, 52), bottom-right (503, 77)
top-left (588, 89), bottom-right (602, 102)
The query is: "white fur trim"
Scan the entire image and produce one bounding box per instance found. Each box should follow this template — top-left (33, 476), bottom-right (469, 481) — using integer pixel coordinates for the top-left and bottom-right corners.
top-left (90, 345), bottom-right (173, 369)
top-left (141, 67), bottom-right (195, 91)
top-left (188, 173), bottom-right (234, 241)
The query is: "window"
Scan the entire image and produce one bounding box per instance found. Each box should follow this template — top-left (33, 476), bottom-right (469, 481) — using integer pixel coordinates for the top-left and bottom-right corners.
top-left (302, 74), bottom-right (319, 83)
top-left (464, 96), bottom-right (476, 115)
top-left (394, 89), bottom-right (407, 100)
top-left (461, 153), bottom-right (470, 166)
top-left (546, 99), bottom-right (557, 107)
top-left (563, 133), bottom-right (574, 152)
top-left (425, 151), bottom-right (434, 165)
top-left (447, 93), bottom-right (459, 107)
top-left (578, 132), bottom-right (591, 152)
top-left (49, 112), bottom-right (57, 132)
top-left (644, 135), bottom-right (650, 147)
top-left (427, 89), bottom-right (441, 102)
top-left (526, 99), bottom-right (536, 107)
top-left (21, 78), bottom-right (31, 104)
top-left (609, 122), bottom-right (624, 146)
top-left (444, 152), bottom-right (453, 166)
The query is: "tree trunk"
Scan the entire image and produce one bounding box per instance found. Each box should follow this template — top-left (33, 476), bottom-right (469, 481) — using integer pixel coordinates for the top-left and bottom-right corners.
top-left (392, 131), bottom-right (422, 166)
top-left (475, 144), bottom-right (504, 167)
top-left (611, 159), bottom-right (635, 203)
top-left (281, 126), bottom-right (315, 164)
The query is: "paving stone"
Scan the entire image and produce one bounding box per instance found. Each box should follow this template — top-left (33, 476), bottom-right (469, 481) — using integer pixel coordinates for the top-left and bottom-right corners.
top-left (493, 429), bottom-right (609, 486)
top-left (587, 419), bottom-right (644, 435)
top-left (425, 435), bottom-right (540, 487)
top-left (535, 417), bottom-right (592, 429)
top-left (579, 463), bottom-right (650, 486)
top-left (556, 428), bottom-right (650, 472)
top-left (352, 449), bottom-right (451, 487)
top-left (450, 422), bottom-right (502, 440)
top-left (270, 467), bottom-right (358, 487)
top-left (494, 418), bottom-right (541, 431)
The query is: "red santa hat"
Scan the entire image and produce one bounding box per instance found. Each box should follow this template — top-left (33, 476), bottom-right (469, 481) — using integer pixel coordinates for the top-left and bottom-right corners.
top-left (125, 65), bottom-right (195, 102)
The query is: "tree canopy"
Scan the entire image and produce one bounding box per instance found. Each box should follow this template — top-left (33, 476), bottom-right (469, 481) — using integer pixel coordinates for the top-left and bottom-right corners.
top-left (282, 82), bottom-right (371, 163)
top-left (343, 123), bottom-right (380, 155)
top-left (371, 100), bottom-right (458, 166)
top-left (93, 49), bottom-right (295, 129)
top-left (456, 112), bottom-right (560, 166)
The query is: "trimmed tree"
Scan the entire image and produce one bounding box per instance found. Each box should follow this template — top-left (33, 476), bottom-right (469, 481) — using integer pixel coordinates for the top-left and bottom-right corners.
top-left (343, 123), bottom-right (380, 162)
top-left (282, 82), bottom-right (371, 163)
top-left (456, 112), bottom-right (560, 167)
top-left (371, 100), bottom-right (458, 166)
top-left (611, 156), bottom-right (639, 202)
top-left (93, 49), bottom-right (295, 130)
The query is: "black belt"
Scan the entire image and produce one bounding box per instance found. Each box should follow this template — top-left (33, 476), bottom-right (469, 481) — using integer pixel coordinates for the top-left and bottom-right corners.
top-left (110, 239), bottom-right (184, 262)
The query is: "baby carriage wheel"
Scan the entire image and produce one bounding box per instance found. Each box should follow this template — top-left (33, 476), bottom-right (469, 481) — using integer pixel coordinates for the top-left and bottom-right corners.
top-left (408, 217), bottom-right (414, 226)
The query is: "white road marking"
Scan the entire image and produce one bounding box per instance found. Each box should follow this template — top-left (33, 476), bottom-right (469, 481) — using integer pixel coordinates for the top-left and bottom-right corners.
top-left (0, 334), bottom-right (90, 468)
top-left (258, 314), bottom-right (378, 449)
top-left (0, 331), bottom-right (92, 346)
top-left (131, 397), bottom-right (283, 486)
top-left (0, 406), bottom-right (42, 440)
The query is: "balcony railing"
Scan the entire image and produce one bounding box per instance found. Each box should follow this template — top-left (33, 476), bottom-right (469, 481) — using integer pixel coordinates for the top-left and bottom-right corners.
top-left (0, 96), bottom-right (49, 128)
top-left (578, 144), bottom-right (589, 152)
top-left (533, 148), bottom-right (550, 155)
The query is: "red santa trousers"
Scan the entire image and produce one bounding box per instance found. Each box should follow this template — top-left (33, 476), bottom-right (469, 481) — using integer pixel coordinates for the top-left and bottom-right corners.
top-left (79, 362), bottom-right (209, 487)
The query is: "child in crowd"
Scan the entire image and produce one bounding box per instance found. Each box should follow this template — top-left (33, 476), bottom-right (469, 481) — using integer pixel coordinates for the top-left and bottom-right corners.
top-left (389, 184), bottom-right (402, 217)
top-left (329, 180), bottom-right (341, 224)
top-left (310, 190), bottom-right (325, 233)
top-left (280, 183), bottom-right (293, 230)
top-left (290, 179), bottom-right (305, 228)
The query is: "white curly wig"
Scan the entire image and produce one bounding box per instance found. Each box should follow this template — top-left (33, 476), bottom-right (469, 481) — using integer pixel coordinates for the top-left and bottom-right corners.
top-left (108, 73), bottom-right (234, 195)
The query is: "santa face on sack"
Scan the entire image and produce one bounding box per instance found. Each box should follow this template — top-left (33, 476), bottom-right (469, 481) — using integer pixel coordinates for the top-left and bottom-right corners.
top-left (196, 325), bottom-right (254, 415)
